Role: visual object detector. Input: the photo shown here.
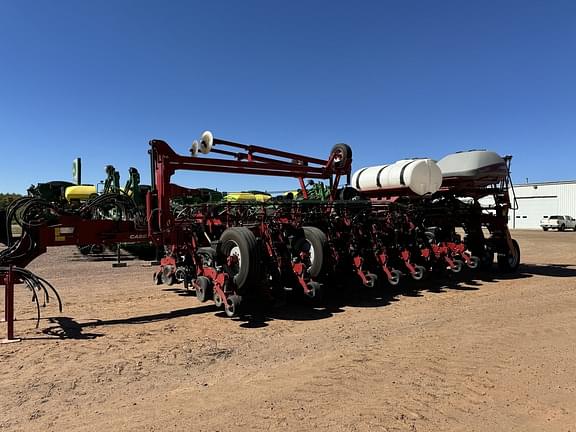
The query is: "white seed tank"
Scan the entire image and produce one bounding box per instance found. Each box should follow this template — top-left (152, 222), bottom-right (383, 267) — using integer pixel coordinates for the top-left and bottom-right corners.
top-left (437, 150), bottom-right (508, 186)
top-left (351, 159), bottom-right (443, 196)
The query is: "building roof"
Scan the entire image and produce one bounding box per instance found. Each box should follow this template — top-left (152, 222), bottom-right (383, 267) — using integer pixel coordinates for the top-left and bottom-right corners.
top-left (513, 180), bottom-right (576, 187)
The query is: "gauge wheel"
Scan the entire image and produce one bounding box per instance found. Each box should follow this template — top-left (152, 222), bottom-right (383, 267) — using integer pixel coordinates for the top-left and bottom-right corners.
top-left (497, 239), bottom-right (520, 272)
top-left (365, 272), bottom-right (378, 288)
top-left (225, 295), bottom-right (242, 318)
top-left (213, 291), bottom-right (223, 308)
top-left (195, 276), bottom-right (212, 303)
top-left (306, 281), bottom-right (323, 302)
top-left (160, 266), bottom-right (176, 285)
top-left (197, 247), bottom-right (216, 268)
top-left (450, 259), bottom-right (463, 273)
top-left (388, 269), bottom-right (402, 286)
top-left (477, 248), bottom-right (494, 270)
top-left (411, 265), bottom-right (426, 281)
top-left (467, 256), bottom-right (480, 269)
top-left (154, 272), bottom-right (162, 285)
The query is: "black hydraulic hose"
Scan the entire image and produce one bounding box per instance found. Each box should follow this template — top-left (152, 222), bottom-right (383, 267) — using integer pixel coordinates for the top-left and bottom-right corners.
top-left (16, 267), bottom-right (62, 311)
top-left (11, 197), bottom-right (53, 229)
top-left (5, 197), bottom-right (32, 245)
top-left (0, 233), bottom-right (38, 265)
top-left (0, 266), bottom-right (63, 328)
top-left (34, 274), bottom-right (63, 312)
top-left (35, 275), bottom-right (50, 307)
top-left (25, 273), bottom-right (49, 307)
top-left (42, 282), bottom-right (50, 306)
top-left (27, 279), bottom-right (42, 327)
top-left (8, 271), bottom-right (42, 328)
top-left (80, 193), bottom-right (141, 223)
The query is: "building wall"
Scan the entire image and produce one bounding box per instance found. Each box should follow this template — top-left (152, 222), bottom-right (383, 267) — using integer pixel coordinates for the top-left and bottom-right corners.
top-left (510, 181), bottom-right (576, 229)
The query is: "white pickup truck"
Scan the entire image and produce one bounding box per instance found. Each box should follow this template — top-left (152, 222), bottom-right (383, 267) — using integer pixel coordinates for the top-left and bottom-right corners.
top-left (540, 215), bottom-right (576, 231)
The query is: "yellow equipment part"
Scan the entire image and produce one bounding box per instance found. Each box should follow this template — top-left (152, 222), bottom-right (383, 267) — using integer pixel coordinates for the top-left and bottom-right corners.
top-left (65, 185), bottom-right (97, 202)
top-left (224, 192), bottom-right (272, 202)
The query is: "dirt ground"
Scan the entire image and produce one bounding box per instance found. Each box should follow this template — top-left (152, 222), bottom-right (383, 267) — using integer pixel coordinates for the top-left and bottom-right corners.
top-left (1, 230), bottom-right (576, 432)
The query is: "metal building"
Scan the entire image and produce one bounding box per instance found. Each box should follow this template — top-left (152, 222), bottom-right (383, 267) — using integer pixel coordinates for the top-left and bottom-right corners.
top-left (510, 180), bottom-right (576, 229)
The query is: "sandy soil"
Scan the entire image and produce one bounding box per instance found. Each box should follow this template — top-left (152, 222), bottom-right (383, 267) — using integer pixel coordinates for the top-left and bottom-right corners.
top-left (1, 230), bottom-right (576, 432)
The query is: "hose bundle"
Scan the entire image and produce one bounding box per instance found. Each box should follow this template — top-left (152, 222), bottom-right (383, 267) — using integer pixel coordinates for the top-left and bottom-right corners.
top-left (0, 266), bottom-right (62, 328)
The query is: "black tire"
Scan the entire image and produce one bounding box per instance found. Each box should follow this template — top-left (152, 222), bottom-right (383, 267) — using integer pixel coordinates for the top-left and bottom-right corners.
top-left (174, 268), bottom-right (187, 284)
top-left (161, 266), bottom-right (175, 285)
top-left (365, 273), bottom-right (379, 288)
top-left (411, 265), bottom-right (425, 281)
top-left (478, 248), bottom-right (494, 270)
top-left (388, 269), bottom-right (402, 286)
top-left (497, 239), bottom-right (520, 272)
top-left (302, 226), bottom-right (329, 279)
top-left (542, 227), bottom-right (548, 231)
top-left (225, 295), bottom-right (242, 318)
top-left (213, 291), bottom-right (223, 308)
top-left (330, 143), bottom-right (352, 167)
top-left (219, 227), bottom-right (261, 294)
top-left (197, 247), bottom-right (217, 267)
top-left (154, 272), bottom-right (162, 285)
top-left (306, 281), bottom-right (323, 302)
top-left (450, 259), bottom-right (463, 273)
top-left (466, 256), bottom-right (480, 269)
top-left (195, 276), bottom-right (212, 302)
top-left (559, 224), bottom-right (565, 232)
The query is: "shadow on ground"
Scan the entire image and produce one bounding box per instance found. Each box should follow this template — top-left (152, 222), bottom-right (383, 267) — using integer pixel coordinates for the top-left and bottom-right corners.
top-left (35, 262), bottom-right (574, 337)
top-left (40, 305), bottom-right (217, 340)
top-left (518, 263), bottom-right (576, 277)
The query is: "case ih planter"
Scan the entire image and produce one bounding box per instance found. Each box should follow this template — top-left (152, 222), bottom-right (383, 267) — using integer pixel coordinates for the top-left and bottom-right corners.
top-left (1, 132), bottom-right (519, 334)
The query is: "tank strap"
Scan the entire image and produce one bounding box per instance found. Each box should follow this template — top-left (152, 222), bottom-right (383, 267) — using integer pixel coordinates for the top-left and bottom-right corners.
top-left (376, 165), bottom-right (389, 187)
top-left (355, 167), bottom-right (369, 190)
top-left (399, 160), bottom-right (417, 186)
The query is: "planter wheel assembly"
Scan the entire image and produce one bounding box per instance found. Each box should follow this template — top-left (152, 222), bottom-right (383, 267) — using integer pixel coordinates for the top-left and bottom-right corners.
top-left (195, 276), bottom-right (212, 302)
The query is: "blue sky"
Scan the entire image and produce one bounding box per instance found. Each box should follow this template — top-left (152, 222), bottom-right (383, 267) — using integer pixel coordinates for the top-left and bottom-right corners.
top-left (1, 0), bottom-right (575, 194)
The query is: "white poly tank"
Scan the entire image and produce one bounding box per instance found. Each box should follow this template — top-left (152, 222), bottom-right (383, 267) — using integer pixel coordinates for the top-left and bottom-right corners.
top-left (351, 159), bottom-right (442, 195)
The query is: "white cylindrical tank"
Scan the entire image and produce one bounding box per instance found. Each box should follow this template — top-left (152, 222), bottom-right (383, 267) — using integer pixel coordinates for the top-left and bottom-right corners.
top-left (351, 159), bottom-right (442, 195)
